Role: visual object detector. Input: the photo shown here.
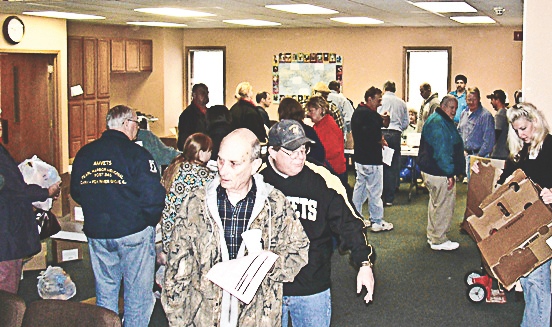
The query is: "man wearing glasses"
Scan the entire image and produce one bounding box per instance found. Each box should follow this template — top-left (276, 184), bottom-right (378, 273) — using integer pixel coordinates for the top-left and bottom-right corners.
top-left (261, 119), bottom-right (375, 327)
top-left (71, 105), bottom-right (166, 327)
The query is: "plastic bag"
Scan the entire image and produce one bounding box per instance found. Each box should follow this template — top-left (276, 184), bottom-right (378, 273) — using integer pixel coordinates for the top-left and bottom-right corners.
top-left (37, 266), bottom-right (76, 300)
top-left (18, 155), bottom-right (61, 210)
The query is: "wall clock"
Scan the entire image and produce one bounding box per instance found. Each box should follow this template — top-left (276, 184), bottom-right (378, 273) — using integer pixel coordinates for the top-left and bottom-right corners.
top-left (3, 16), bottom-right (25, 45)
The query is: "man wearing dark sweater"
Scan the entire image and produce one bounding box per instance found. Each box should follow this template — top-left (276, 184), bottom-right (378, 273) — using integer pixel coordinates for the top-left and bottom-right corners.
top-left (351, 87), bottom-right (393, 232)
top-left (261, 119), bottom-right (375, 327)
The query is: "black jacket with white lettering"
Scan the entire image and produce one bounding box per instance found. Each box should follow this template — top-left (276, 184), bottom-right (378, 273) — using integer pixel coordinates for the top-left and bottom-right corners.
top-left (70, 130), bottom-right (166, 239)
top-left (260, 160), bottom-right (374, 296)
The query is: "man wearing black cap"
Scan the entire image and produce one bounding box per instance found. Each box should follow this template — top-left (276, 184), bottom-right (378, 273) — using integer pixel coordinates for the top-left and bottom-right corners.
top-left (261, 119), bottom-right (375, 327)
top-left (487, 89), bottom-right (509, 159)
top-left (449, 74), bottom-right (468, 124)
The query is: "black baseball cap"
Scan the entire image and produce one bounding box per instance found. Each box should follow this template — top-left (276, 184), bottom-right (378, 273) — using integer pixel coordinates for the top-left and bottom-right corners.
top-left (268, 119), bottom-right (315, 150)
top-left (486, 89), bottom-right (507, 104)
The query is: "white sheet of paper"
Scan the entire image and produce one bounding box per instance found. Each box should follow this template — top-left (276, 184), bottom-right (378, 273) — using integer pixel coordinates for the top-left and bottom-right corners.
top-left (382, 146), bottom-right (394, 166)
top-left (206, 251), bottom-right (278, 304)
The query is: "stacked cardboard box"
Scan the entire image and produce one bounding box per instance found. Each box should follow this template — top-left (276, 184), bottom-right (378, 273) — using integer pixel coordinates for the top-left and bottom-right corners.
top-left (466, 169), bottom-right (552, 290)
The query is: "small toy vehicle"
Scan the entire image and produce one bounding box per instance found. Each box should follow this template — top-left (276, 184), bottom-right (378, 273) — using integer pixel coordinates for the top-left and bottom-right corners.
top-left (465, 270), bottom-right (506, 304)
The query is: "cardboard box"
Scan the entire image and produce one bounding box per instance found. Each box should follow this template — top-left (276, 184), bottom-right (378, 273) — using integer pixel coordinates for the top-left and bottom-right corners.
top-left (51, 172), bottom-right (71, 218)
top-left (464, 156), bottom-right (505, 220)
top-left (52, 239), bottom-right (83, 263)
top-left (466, 169), bottom-right (552, 290)
top-left (22, 242), bottom-right (47, 271)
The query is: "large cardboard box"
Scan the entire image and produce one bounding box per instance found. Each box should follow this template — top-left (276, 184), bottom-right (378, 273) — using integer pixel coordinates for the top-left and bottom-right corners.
top-left (22, 242), bottom-right (47, 271)
top-left (466, 169), bottom-right (552, 290)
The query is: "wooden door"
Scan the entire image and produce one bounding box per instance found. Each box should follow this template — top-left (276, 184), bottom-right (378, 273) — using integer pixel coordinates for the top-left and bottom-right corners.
top-left (97, 39), bottom-right (110, 98)
top-left (0, 53), bottom-right (57, 166)
top-left (83, 37), bottom-right (97, 99)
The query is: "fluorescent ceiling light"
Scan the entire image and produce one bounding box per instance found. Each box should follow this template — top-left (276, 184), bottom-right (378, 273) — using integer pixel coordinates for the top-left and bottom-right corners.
top-left (23, 11), bottom-right (105, 20)
top-left (411, 1), bottom-right (477, 13)
top-left (451, 16), bottom-right (495, 24)
top-left (223, 19), bottom-right (281, 27)
top-left (127, 22), bottom-right (187, 27)
top-left (265, 4), bottom-right (338, 15)
top-left (135, 8), bottom-right (215, 17)
top-left (331, 17), bottom-right (383, 25)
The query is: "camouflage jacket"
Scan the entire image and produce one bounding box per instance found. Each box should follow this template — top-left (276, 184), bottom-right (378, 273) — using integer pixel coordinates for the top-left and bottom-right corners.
top-left (161, 174), bottom-right (309, 327)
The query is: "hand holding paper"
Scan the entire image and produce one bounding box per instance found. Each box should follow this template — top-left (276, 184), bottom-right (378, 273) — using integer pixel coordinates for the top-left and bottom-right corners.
top-left (206, 250), bottom-right (278, 304)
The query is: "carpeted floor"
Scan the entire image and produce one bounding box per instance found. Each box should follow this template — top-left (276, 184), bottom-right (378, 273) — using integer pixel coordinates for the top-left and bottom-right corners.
top-left (17, 177), bottom-right (530, 327)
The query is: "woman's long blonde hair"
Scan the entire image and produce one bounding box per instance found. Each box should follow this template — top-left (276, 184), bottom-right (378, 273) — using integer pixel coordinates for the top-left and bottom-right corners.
top-left (507, 102), bottom-right (550, 161)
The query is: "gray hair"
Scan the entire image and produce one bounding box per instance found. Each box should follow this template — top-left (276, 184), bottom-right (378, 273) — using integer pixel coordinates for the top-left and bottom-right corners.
top-left (440, 94), bottom-right (458, 108)
top-left (250, 138), bottom-right (261, 161)
top-left (106, 105), bottom-right (134, 129)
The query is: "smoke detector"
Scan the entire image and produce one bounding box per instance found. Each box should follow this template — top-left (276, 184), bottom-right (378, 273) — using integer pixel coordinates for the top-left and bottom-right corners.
top-left (494, 7), bottom-right (505, 16)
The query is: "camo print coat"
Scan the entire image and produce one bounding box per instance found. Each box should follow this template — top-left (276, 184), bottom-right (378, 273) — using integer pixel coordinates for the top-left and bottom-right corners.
top-left (161, 174), bottom-right (309, 327)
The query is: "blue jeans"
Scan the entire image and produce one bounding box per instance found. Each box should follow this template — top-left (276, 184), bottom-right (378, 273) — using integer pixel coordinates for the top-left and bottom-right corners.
top-left (382, 130), bottom-right (401, 203)
top-left (282, 288), bottom-right (331, 327)
top-left (352, 163), bottom-right (384, 225)
top-left (520, 260), bottom-right (551, 327)
top-left (88, 226), bottom-right (156, 327)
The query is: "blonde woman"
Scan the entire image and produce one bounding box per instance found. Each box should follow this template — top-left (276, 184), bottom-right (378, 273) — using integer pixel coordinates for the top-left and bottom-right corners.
top-left (229, 82), bottom-right (267, 142)
top-left (482, 103), bottom-right (552, 327)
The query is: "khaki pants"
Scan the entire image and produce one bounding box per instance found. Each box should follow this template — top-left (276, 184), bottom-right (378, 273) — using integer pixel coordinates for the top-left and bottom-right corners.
top-left (422, 172), bottom-right (456, 244)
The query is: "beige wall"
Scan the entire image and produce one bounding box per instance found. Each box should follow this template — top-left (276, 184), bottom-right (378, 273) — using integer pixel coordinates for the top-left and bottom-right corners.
top-left (182, 26), bottom-right (522, 120)
top-left (1, 19), bottom-right (523, 172)
top-left (0, 14), bottom-right (69, 171)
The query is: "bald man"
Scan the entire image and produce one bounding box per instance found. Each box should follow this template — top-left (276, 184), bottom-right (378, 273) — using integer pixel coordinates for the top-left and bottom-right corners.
top-left (162, 129), bottom-right (309, 327)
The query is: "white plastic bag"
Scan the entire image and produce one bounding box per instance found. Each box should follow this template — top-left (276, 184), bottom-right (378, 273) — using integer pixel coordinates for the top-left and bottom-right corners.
top-left (18, 155), bottom-right (61, 210)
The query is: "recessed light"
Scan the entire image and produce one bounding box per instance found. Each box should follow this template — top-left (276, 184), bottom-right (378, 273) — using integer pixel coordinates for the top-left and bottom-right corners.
top-left (265, 4), bottom-right (338, 15)
top-left (23, 11), bottom-right (105, 20)
top-left (331, 17), bottom-right (383, 25)
top-left (127, 22), bottom-right (187, 27)
top-left (450, 16), bottom-right (496, 24)
top-left (135, 8), bottom-right (215, 17)
top-left (223, 19), bottom-right (281, 27)
top-left (411, 1), bottom-right (477, 13)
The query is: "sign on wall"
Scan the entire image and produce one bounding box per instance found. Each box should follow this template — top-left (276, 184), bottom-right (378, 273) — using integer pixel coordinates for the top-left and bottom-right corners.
top-left (273, 52), bottom-right (342, 104)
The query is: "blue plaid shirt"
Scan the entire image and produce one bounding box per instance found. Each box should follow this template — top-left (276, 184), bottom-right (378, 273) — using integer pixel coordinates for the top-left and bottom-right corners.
top-left (217, 180), bottom-right (257, 259)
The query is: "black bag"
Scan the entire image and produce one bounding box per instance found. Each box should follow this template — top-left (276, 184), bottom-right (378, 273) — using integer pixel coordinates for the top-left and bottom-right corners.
top-left (35, 209), bottom-right (61, 240)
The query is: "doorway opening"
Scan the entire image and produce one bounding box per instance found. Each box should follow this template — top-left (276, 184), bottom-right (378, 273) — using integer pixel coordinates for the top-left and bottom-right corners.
top-left (186, 47), bottom-right (225, 106)
top-left (404, 47), bottom-right (451, 110)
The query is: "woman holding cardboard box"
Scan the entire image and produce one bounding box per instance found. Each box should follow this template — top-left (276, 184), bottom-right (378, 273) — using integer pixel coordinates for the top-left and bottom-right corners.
top-left (478, 103), bottom-right (552, 327)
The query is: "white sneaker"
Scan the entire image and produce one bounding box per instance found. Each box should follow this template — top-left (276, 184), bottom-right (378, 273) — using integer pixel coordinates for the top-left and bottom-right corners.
top-left (428, 240), bottom-right (459, 251)
top-left (371, 221), bottom-right (393, 232)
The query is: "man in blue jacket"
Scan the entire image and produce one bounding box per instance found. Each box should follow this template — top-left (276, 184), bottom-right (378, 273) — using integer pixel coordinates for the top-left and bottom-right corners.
top-left (418, 95), bottom-right (465, 251)
top-left (71, 105), bottom-right (165, 327)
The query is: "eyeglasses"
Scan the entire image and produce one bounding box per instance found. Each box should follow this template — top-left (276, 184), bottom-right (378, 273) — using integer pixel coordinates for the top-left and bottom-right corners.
top-left (127, 119), bottom-right (140, 126)
top-left (279, 145), bottom-right (310, 159)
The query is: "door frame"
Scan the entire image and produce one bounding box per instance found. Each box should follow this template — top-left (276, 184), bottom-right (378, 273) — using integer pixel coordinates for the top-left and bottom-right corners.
top-left (185, 46), bottom-right (226, 106)
top-left (0, 49), bottom-right (61, 170)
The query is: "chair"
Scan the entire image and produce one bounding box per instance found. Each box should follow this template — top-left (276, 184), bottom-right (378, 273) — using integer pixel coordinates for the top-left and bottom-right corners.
top-left (21, 299), bottom-right (121, 327)
top-left (0, 290), bottom-right (26, 327)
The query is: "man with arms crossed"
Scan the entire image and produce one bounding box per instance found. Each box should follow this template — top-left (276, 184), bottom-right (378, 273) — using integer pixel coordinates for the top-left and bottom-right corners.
top-left (261, 119), bottom-right (375, 327)
top-left (162, 129), bottom-right (309, 327)
top-left (71, 105), bottom-right (166, 326)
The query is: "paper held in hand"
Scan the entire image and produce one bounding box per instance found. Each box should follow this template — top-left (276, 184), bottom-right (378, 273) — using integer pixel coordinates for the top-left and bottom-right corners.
top-left (206, 250), bottom-right (278, 304)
